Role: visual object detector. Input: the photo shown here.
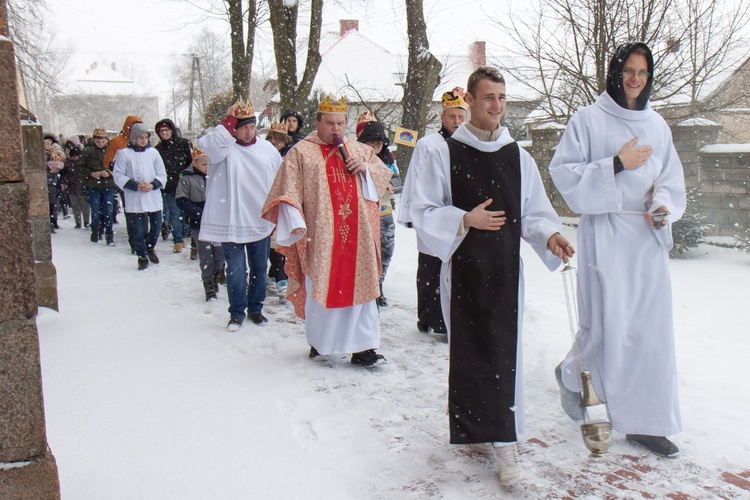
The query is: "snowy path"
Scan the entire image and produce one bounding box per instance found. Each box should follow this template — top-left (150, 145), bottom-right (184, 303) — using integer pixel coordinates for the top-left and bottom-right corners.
top-left (37, 212), bottom-right (750, 499)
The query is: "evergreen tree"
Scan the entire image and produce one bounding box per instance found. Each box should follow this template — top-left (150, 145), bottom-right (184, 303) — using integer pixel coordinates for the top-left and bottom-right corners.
top-left (670, 187), bottom-right (709, 257)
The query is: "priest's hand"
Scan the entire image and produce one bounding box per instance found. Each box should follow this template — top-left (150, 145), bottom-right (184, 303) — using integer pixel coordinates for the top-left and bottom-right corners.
top-left (463, 199), bottom-right (506, 231)
top-left (618, 137), bottom-right (652, 170)
top-left (225, 103), bottom-right (239, 117)
top-left (345, 156), bottom-right (366, 174)
top-left (547, 232), bottom-right (574, 263)
top-left (645, 205), bottom-right (670, 229)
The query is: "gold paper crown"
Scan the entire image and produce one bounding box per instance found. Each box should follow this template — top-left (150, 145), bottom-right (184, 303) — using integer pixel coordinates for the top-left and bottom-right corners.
top-left (233, 99), bottom-right (255, 119)
top-left (93, 128), bottom-right (108, 138)
top-left (270, 121), bottom-right (288, 133)
top-left (49, 150), bottom-right (65, 162)
top-left (192, 146), bottom-right (206, 158)
top-left (441, 86), bottom-right (468, 110)
top-left (317, 95), bottom-right (347, 114)
top-left (356, 110), bottom-right (375, 125)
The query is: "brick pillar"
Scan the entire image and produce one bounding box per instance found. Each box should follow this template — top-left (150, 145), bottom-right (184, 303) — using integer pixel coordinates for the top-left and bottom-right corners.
top-left (529, 123), bottom-right (573, 216)
top-left (0, 34), bottom-right (61, 499)
top-left (671, 118), bottom-right (722, 191)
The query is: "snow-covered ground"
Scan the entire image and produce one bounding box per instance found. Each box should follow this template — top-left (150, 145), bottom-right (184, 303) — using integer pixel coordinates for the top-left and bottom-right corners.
top-left (37, 209), bottom-right (749, 499)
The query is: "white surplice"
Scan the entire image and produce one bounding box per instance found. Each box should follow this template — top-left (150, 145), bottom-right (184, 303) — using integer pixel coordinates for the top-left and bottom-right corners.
top-left (409, 124), bottom-right (564, 435)
top-left (198, 125), bottom-right (281, 243)
top-left (549, 92), bottom-right (686, 436)
top-left (397, 132), bottom-right (447, 255)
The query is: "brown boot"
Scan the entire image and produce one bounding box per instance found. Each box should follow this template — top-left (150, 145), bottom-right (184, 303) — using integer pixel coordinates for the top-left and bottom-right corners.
top-left (173, 242), bottom-right (183, 253)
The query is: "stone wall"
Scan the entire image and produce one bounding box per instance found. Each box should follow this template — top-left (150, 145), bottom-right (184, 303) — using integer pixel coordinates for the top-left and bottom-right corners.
top-left (0, 30), bottom-right (61, 500)
top-left (697, 145), bottom-right (750, 237)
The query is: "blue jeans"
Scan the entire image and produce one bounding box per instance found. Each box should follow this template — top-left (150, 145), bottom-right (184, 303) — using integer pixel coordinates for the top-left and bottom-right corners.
top-left (222, 237), bottom-right (270, 319)
top-left (126, 211), bottom-right (163, 258)
top-left (88, 187), bottom-right (114, 236)
top-left (162, 193), bottom-right (188, 243)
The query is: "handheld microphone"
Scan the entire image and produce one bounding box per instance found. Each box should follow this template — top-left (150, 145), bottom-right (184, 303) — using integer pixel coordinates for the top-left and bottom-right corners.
top-left (331, 134), bottom-right (349, 162)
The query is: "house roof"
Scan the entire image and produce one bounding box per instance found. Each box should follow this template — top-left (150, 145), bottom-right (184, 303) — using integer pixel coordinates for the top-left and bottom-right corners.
top-left (272, 28), bottom-right (539, 105)
top-left (62, 64), bottom-right (150, 96)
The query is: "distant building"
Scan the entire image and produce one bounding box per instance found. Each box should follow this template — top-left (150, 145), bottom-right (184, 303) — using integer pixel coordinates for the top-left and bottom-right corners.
top-left (264, 20), bottom-right (540, 140)
top-left (48, 62), bottom-right (159, 137)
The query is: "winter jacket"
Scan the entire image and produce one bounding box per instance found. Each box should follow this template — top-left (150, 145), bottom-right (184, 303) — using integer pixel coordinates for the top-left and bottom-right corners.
top-left (61, 157), bottom-right (86, 196)
top-left (76, 143), bottom-right (114, 189)
top-left (175, 165), bottom-right (206, 230)
top-left (280, 108), bottom-right (306, 145)
top-left (154, 118), bottom-right (193, 195)
top-left (104, 115), bottom-right (142, 169)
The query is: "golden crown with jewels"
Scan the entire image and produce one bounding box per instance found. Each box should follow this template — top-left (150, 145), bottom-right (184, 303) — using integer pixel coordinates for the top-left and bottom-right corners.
top-left (192, 146), bottom-right (206, 158)
top-left (356, 110), bottom-right (375, 125)
top-left (233, 99), bottom-right (255, 119)
top-left (317, 95), bottom-right (347, 114)
top-left (270, 121), bottom-right (288, 133)
top-left (441, 86), bottom-right (468, 110)
top-left (93, 128), bottom-right (108, 138)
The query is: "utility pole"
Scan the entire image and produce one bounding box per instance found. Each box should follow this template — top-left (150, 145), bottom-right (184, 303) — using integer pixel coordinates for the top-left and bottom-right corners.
top-left (187, 53), bottom-right (197, 133)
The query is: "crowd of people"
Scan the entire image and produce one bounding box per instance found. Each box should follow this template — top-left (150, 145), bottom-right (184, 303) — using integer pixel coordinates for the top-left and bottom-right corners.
top-left (45, 46), bottom-right (686, 489)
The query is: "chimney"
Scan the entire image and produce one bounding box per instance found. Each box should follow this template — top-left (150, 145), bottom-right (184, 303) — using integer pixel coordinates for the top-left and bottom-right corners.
top-left (90, 62), bottom-right (98, 71)
top-left (111, 62), bottom-right (116, 71)
top-left (469, 41), bottom-right (486, 69)
top-left (340, 19), bottom-right (359, 37)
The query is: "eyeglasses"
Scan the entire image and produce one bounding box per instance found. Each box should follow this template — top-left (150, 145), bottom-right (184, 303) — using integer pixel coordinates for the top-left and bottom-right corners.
top-left (622, 68), bottom-right (650, 79)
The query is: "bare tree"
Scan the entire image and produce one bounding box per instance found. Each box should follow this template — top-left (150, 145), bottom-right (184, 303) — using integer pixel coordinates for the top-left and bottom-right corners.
top-left (4, 0), bottom-right (68, 124)
top-left (396, 0), bottom-right (442, 178)
top-left (170, 27), bottom-right (232, 129)
top-left (267, 0), bottom-right (324, 112)
top-left (490, 0), bottom-right (749, 123)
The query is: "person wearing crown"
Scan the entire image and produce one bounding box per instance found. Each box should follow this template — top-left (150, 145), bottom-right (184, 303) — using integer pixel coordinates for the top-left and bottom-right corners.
top-left (409, 67), bottom-right (573, 485)
top-left (198, 99), bottom-right (282, 330)
top-left (261, 95), bottom-right (393, 366)
top-left (398, 86), bottom-right (469, 335)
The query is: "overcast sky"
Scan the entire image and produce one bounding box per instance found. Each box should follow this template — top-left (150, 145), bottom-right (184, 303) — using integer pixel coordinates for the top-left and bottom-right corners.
top-left (47, 0), bottom-right (503, 93)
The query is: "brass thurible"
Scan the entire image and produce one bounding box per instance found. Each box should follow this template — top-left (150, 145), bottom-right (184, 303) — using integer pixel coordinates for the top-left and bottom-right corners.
top-left (579, 370), bottom-right (612, 457)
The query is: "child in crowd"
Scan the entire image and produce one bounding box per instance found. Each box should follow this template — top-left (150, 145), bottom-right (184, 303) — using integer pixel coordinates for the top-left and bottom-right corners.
top-left (176, 147), bottom-right (226, 301)
top-left (113, 123), bottom-right (167, 270)
top-left (264, 121), bottom-right (291, 303)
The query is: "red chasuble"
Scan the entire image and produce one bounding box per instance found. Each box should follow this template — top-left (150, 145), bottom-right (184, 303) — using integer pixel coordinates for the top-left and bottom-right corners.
top-left (320, 144), bottom-right (359, 308)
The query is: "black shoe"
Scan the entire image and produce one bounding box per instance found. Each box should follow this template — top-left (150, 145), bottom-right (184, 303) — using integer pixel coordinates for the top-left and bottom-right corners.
top-left (74, 223), bottom-right (81, 229)
top-left (90, 229), bottom-right (99, 243)
top-left (146, 248), bottom-right (159, 264)
top-left (376, 295), bottom-right (388, 307)
top-left (84, 223), bottom-right (90, 228)
top-left (249, 312), bottom-right (268, 325)
top-left (204, 282), bottom-right (217, 302)
top-left (417, 321), bottom-right (430, 333)
top-left (112, 217), bottom-right (119, 224)
top-left (105, 234), bottom-right (115, 245)
top-left (555, 363), bottom-right (584, 422)
top-left (190, 246), bottom-right (198, 260)
top-left (309, 346), bottom-right (320, 359)
top-left (161, 222), bottom-right (170, 240)
top-left (137, 257), bottom-right (149, 271)
top-left (98, 227), bottom-right (104, 239)
top-left (227, 317), bottom-right (243, 332)
top-left (626, 434), bottom-right (679, 458)
top-left (52, 224), bottom-right (61, 229)
top-left (218, 267), bottom-right (226, 285)
top-left (351, 349), bottom-right (385, 366)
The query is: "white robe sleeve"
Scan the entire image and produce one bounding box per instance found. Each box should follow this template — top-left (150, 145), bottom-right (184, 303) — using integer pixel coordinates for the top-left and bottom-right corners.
top-left (519, 150), bottom-right (564, 271)
top-left (275, 203), bottom-right (307, 246)
top-left (548, 116), bottom-right (622, 214)
top-left (197, 125), bottom-right (234, 164)
top-left (113, 149), bottom-right (130, 190)
top-left (397, 138), bottom-right (428, 227)
top-left (153, 151), bottom-right (167, 188)
top-left (409, 144), bottom-right (467, 262)
top-left (648, 131), bottom-right (686, 222)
